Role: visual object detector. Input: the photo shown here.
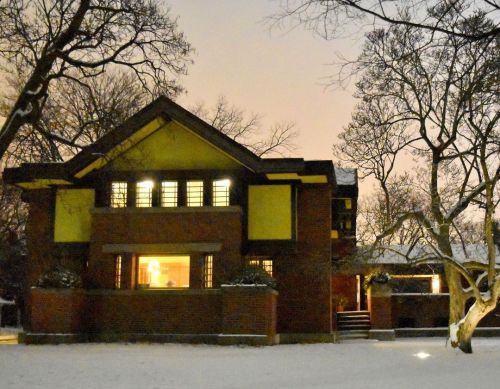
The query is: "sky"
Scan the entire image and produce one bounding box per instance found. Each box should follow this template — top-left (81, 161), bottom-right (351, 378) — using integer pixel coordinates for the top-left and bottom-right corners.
top-left (167, 0), bottom-right (363, 162)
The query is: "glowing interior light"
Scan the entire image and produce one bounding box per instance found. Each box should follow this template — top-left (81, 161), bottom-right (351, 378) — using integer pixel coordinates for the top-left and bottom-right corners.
top-left (140, 180), bottom-right (154, 189)
top-left (431, 275), bottom-right (440, 294)
top-left (413, 352), bottom-right (431, 359)
top-left (147, 260), bottom-right (161, 286)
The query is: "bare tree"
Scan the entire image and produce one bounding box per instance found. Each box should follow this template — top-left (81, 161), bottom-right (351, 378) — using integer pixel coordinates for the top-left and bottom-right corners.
top-left (357, 174), bottom-right (424, 246)
top-left (2, 69), bottom-right (150, 164)
top-left (192, 96), bottom-right (298, 157)
top-left (0, 0), bottom-right (192, 161)
top-left (275, 0), bottom-right (499, 41)
top-left (337, 9), bottom-right (499, 353)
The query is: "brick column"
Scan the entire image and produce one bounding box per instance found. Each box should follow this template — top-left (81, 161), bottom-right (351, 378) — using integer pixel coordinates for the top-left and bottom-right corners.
top-left (368, 283), bottom-right (395, 340)
top-left (221, 285), bottom-right (278, 345)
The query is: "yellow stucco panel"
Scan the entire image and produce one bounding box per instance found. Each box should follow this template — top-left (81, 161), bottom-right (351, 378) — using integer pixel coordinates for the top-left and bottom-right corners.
top-left (17, 179), bottom-right (73, 189)
top-left (106, 120), bottom-right (242, 171)
top-left (248, 185), bottom-right (292, 240)
top-left (54, 189), bottom-right (95, 242)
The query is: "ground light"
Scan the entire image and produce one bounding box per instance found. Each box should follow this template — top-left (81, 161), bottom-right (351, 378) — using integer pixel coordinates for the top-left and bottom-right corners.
top-left (413, 351), bottom-right (431, 359)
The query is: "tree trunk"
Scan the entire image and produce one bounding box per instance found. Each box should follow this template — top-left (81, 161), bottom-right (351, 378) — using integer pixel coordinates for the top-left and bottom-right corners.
top-left (445, 264), bottom-right (466, 323)
top-left (452, 300), bottom-right (496, 354)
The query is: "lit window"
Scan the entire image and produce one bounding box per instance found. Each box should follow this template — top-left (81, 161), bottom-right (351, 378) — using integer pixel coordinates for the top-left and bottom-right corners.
top-left (213, 179), bottom-right (230, 206)
top-left (187, 180), bottom-right (204, 207)
top-left (248, 258), bottom-right (273, 276)
top-left (161, 181), bottom-right (178, 207)
top-left (115, 255), bottom-right (122, 289)
top-left (345, 198), bottom-right (352, 209)
top-left (136, 180), bottom-right (154, 207)
top-left (137, 256), bottom-right (190, 289)
top-left (204, 255), bottom-right (213, 288)
top-left (111, 182), bottom-right (127, 208)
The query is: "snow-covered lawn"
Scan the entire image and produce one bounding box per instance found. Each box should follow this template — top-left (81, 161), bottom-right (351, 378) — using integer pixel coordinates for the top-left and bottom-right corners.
top-left (1, 338), bottom-right (499, 388)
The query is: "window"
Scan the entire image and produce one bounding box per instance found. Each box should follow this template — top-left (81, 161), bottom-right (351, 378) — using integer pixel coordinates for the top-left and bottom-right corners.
top-left (110, 182), bottom-right (127, 208)
top-left (248, 258), bottom-right (273, 277)
top-left (161, 181), bottom-right (178, 207)
top-left (137, 256), bottom-right (190, 289)
top-left (136, 180), bottom-right (154, 207)
top-left (115, 255), bottom-right (122, 289)
top-left (187, 180), bottom-right (204, 207)
top-left (213, 179), bottom-right (231, 206)
top-left (332, 198), bottom-right (355, 236)
top-left (204, 255), bottom-right (213, 288)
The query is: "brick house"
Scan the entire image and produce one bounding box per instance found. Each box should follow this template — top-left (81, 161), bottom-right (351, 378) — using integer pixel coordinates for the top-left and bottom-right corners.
top-left (4, 96), bottom-right (357, 344)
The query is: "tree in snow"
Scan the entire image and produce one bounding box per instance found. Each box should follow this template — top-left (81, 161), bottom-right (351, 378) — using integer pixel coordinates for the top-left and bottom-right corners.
top-left (0, 0), bottom-right (192, 161)
top-left (1, 69), bottom-right (150, 164)
top-left (336, 8), bottom-right (499, 353)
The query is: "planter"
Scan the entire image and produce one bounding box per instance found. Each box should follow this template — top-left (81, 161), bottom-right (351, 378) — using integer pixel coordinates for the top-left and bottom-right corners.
top-left (221, 285), bottom-right (278, 344)
top-left (29, 288), bottom-right (85, 333)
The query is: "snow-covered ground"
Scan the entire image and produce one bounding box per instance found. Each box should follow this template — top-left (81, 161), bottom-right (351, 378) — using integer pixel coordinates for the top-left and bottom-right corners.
top-left (1, 338), bottom-right (499, 388)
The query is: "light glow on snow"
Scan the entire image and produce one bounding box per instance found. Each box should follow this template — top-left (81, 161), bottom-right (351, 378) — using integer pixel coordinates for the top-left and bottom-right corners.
top-left (413, 351), bottom-right (431, 359)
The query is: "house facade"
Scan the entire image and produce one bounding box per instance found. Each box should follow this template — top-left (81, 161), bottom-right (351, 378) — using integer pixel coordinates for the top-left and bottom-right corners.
top-left (4, 97), bottom-right (357, 344)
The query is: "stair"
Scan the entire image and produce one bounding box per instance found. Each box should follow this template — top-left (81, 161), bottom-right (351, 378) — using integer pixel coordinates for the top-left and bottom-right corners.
top-left (337, 310), bottom-right (371, 340)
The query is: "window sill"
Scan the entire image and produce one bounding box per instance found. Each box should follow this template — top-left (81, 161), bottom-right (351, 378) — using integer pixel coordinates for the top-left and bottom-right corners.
top-left (92, 206), bottom-right (242, 214)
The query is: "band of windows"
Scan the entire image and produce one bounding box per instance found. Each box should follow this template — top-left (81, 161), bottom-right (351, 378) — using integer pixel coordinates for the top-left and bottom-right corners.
top-left (110, 178), bottom-right (231, 208)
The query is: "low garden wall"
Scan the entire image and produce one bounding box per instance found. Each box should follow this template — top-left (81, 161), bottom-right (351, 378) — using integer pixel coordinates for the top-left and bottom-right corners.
top-left (391, 294), bottom-right (500, 328)
top-left (28, 286), bottom-right (278, 345)
top-left (368, 283), bottom-right (500, 331)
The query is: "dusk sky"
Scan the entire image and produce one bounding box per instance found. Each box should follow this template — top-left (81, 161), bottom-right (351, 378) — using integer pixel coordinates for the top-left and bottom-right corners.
top-left (168, 0), bottom-right (363, 163)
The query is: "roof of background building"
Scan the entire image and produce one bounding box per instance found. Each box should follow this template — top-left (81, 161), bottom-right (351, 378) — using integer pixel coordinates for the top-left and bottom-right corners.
top-left (368, 244), bottom-right (500, 265)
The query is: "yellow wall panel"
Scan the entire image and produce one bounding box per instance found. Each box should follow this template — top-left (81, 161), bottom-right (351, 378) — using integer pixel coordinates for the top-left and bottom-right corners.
top-left (248, 185), bottom-right (292, 240)
top-left (107, 121), bottom-right (242, 171)
top-left (54, 189), bottom-right (95, 242)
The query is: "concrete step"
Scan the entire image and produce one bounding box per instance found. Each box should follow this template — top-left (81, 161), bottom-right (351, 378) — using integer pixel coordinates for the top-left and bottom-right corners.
top-left (338, 316), bottom-right (370, 322)
top-left (337, 310), bottom-right (370, 315)
top-left (338, 324), bottom-right (371, 330)
top-left (337, 330), bottom-right (370, 340)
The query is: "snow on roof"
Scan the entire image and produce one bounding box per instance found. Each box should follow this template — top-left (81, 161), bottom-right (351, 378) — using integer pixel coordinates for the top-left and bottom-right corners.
top-left (367, 244), bottom-right (500, 265)
top-left (334, 166), bottom-right (357, 186)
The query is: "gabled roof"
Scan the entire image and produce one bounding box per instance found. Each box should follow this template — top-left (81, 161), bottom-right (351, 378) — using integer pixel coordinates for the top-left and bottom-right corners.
top-left (3, 96), bottom-right (347, 188)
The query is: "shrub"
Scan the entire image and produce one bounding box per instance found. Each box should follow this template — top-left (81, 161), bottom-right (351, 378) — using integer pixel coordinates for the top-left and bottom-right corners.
top-left (230, 265), bottom-right (276, 289)
top-left (36, 267), bottom-right (83, 288)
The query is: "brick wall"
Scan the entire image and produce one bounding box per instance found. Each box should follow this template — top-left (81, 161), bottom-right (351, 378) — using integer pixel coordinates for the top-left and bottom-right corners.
top-left (367, 284), bottom-right (393, 329)
top-left (29, 286), bottom-right (277, 341)
top-left (30, 288), bottom-right (86, 333)
top-left (221, 286), bottom-right (278, 337)
top-left (24, 190), bottom-right (54, 289)
top-left (391, 294), bottom-right (500, 328)
top-left (88, 208), bottom-right (243, 288)
top-left (331, 274), bottom-right (358, 312)
top-left (276, 184), bottom-right (332, 334)
top-left (85, 289), bottom-right (222, 334)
